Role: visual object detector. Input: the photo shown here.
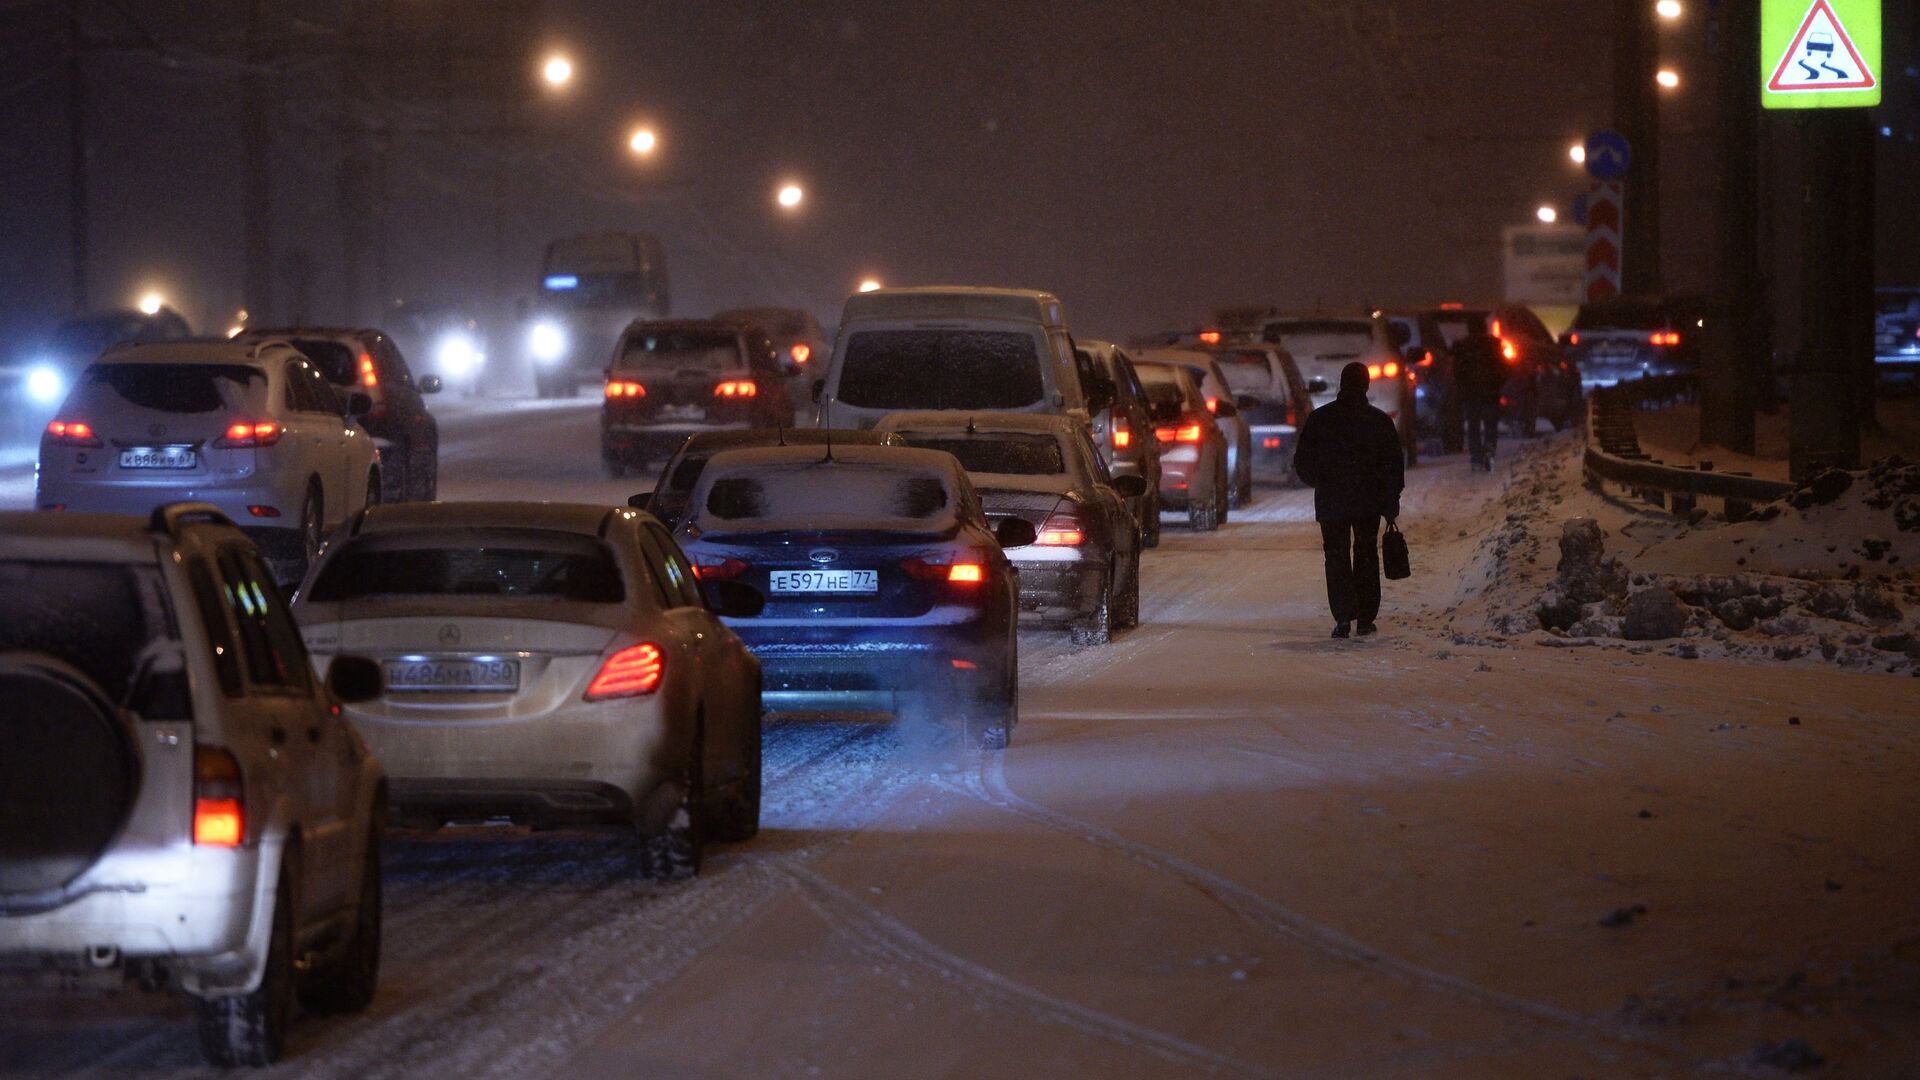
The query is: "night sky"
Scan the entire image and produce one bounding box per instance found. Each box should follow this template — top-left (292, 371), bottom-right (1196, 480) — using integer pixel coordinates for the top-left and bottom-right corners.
top-left (0, 1), bottom-right (1912, 346)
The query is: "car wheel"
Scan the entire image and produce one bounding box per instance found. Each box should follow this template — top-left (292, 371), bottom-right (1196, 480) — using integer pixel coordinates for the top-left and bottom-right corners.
top-left (299, 486), bottom-right (324, 568)
top-left (639, 725), bottom-right (704, 880)
top-left (194, 863), bottom-right (295, 1066)
top-left (709, 704), bottom-right (762, 843)
top-left (298, 824), bottom-right (381, 1015)
top-left (1187, 462), bottom-right (1220, 533)
top-left (1237, 455), bottom-right (1254, 506)
top-left (967, 635), bottom-right (1017, 751)
top-left (1115, 554), bottom-right (1141, 630)
top-left (1215, 455), bottom-right (1231, 525)
top-left (1069, 574), bottom-right (1113, 646)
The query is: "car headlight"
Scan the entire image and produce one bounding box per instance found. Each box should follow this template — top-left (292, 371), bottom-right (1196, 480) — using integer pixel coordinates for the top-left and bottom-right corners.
top-left (25, 364), bottom-right (64, 406)
top-left (528, 321), bottom-right (567, 365)
top-left (435, 332), bottom-right (482, 377)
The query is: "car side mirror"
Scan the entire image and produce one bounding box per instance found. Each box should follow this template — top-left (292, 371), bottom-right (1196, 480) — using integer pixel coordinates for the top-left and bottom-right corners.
top-left (1110, 474), bottom-right (1148, 499)
top-left (1214, 398), bottom-right (1239, 418)
top-left (704, 579), bottom-right (765, 618)
top-left (327, 656), bottom-right (382, 704)
top-left (1234, 394), bottom-right (1260, 412)
top-left (419, 375), bottom-right (443, 395)
top-left (628, 489), bottom-right (653, 511)
top-left (995, 517), bottom-right (1038, 549)
top-left (346, 391), bottom-right (374, 418)
top-left (1307, 377), bottom-right (1329, 394)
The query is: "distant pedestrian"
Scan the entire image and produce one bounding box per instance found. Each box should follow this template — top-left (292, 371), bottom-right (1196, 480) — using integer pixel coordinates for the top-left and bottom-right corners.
top-left (1452, 315), bottom-right (1505, 472)
top-left (1292, 362), bottom-right (1406, 639)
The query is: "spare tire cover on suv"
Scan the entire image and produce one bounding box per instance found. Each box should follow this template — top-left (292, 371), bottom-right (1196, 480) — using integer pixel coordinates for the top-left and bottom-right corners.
top-left (0, 654), bottom-right (140, 897)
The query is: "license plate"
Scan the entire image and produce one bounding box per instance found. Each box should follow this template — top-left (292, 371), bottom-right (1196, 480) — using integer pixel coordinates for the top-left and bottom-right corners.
top-left (769, 569), bottom-right (879, 594)
top-left (659, 404), bottom-right (705, 421)
top-left (382, 658), bottom-right (521, 693)
top-left (118, 446), bottom-right (197, 469)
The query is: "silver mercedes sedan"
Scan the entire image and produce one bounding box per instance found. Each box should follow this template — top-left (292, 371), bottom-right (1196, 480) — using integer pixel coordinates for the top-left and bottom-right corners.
top-left (292, 501), bottom-right (764, 879)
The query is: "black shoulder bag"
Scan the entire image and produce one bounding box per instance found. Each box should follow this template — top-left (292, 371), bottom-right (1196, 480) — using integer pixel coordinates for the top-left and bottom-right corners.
top-left (1382, 520), bottom-right (1411, 580)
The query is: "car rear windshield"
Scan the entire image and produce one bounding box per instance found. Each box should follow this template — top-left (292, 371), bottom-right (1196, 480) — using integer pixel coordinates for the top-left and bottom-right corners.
top-left (1572, 302), bottom-right (1667, 330)
top-left (618, 331), bottom-right (743, 372)
top-left (900, 434), bottom-right (1065, 475)
top-left (704, 465), bottom-right (950, 525)
top-left (73, 363), bottom-right (268, 415)
top-left (307, 533), bottom-right (624, 603)
top-left (1263, 321), bottom-right (1373, 362)
top-left (0, 561), bottom-right (190, 719)
top-left (1137, 376), bottom-right (1192, 415)
top-left (837, 330), bottom-right (1044, 410)
top-left (285, 339), bottom-right (360, 385)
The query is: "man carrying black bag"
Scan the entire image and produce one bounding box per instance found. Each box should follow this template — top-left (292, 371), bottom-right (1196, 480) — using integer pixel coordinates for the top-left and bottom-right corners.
top-left (1292, 362), bottom-right (1407, 639)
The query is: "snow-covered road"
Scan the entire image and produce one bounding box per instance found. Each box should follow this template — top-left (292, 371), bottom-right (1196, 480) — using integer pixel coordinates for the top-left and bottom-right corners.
top-left (5, 401), bottom-right (1916, 1078)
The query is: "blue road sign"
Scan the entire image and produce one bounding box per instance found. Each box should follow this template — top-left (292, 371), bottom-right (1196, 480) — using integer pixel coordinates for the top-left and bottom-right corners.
top-left (1585, 131), bottom-right (1632, 181)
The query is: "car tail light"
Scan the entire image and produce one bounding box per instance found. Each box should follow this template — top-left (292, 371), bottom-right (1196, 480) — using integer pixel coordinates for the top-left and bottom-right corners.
top-left (584, 642), bottom-right (664, 700)
top-left (1649, 331), bottom-right (1681, 346)
top-left (1262, 436), bottom-right (1282, 449)
top-left (1154, 422), bottom-right (1206, 444)
top-left (715, 380), bottom-right (758, 398)
top-left (1490, 318), bottom-right (1503, 338)
top-left (1205, 396), bottom-right (1219, 414)
top-left (1501, 339), bottom-right (1519, 363)
top-left (358, 351), bottom-right (379, 388)
top-left (605, 379), bottom-right (646, 399)
top-left (1367, 364), bottom-right (1381, 379)
top-left (1418, 350), bottom-right (1434, 367)
top-left (1569, 332), bottom-right (1581, 346)
top-left (1198, 330), bottom-right (1222, 345)
top-left (1112, 416), bottom-right (1132, 450)
top-left (45, 420), bottom-right (101, 447)
top-left (1036, 512), bottom-right (1086, 547)
top-left (193, 746), bottom-right (244, 847)
top-left (690, 557), bottom-right (747, 581)
top-left (790, 343), bottom-right (811, 365)
top-left (951, 658), bottom-right (978, 670)
top-left (1383, 361), bottom-right (1400, 378)
top-left (902, 552), bottom-right (988, 584)
top-left (216, 421), bottom-right (282, 448)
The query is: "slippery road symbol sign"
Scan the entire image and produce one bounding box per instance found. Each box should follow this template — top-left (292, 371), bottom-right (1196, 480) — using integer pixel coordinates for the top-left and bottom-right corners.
top-left (1766, 0), bottom-right (1877, 95)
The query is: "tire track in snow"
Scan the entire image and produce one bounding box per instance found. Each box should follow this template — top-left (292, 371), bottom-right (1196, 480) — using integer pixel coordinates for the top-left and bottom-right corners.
top-left (938, 754), bottom-right (1691, 1066)
top-left (781, 863), bottom-right (1284, 1080)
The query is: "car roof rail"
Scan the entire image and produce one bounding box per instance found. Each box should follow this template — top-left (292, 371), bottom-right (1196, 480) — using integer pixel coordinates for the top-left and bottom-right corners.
top-left (149, 501), bottom-right (237, 538)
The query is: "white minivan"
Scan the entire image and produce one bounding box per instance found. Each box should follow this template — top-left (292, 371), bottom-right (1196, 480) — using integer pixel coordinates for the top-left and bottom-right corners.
top-left (814, 287), bottom-right (1089, 430)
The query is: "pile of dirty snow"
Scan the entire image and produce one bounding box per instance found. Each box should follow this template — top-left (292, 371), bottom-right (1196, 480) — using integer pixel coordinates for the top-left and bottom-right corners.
top-left (1452, 442), bottom-right (1920, 675)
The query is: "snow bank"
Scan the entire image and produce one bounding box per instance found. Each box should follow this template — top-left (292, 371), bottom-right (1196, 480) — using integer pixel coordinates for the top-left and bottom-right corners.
top-left (1450, 440), bottom-right (1920, 676)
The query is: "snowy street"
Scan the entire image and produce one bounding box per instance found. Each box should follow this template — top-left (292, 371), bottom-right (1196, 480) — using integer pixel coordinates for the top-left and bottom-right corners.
top-left (5, 400), bottom-right (1915, 1078)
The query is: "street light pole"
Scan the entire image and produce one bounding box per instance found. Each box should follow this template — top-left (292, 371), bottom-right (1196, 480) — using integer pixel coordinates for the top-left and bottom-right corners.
top-left (1615, 0), bottom-right (1662, 294)
top-left (66, 0), bottom-right (89, 313)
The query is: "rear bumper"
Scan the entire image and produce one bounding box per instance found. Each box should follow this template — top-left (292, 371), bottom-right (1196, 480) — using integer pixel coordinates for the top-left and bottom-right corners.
top-left (1156, 444), bottom-right (1204, 507)
top-left (733, 619), bottom-right (1005, 715)
top-left (1009, 555), bottom-right (1105, 624)
top-left (34, 473), bottom-right (298, 519)
top-left (1248, 425), bottom-right (1296, 468)
top-left (388, 778), bottom-right (635, 827)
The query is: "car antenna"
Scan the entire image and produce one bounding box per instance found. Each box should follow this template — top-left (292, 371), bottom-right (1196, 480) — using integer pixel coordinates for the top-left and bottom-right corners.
top-left (821, 427), bottom-right (834, 463)
top-left (965, 415), bottom-right (977, 435)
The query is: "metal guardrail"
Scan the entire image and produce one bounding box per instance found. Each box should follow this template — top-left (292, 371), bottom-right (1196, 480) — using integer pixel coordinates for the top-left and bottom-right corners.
top-left (1582, 374), bottom-right (1794, 521)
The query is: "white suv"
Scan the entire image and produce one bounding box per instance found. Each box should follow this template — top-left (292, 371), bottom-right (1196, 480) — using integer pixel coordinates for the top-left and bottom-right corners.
top-left (35, 339), bottom-right (383, 580)
top-left (0, 503), bottom-right (387, 1067)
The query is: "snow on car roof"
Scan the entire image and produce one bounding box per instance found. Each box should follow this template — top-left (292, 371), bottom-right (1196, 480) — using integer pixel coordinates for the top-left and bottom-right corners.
top-left (353, 501), bottom-right (628, 538)
top-left (0, 511), bottom-right (175, 561)
top-left (92, 340), bottom-right (299, 367)
top-left (688, 445), bottom-right (965, 535)
top-left (841, 286), bottom-right (1065, 329)
top-left (873, 410), bottom-right (1077, 436)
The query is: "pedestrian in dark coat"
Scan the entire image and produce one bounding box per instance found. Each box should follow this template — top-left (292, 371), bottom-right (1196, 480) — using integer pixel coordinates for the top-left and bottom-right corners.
top-left (1453, 315), bottom-right (1505, 471)
top-left (1291, 362), bottom-right (1405, 638)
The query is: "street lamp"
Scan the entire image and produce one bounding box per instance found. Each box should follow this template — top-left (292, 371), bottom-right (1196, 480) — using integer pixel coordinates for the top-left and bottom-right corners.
top-left (1536, 205), bottom-right (1559, 224)
top-left (541, 54), bottom-right (574, 90)
top-left (136, 290), bottom-right (165, 315)
top-left (776, 182), bottom-right (805, 210)
top-left (1568, 143), bottom-right (1587, 166)
top-left (858, 278), bottom-right (882, 293)
top-left (1655, 0), bottom-right (1682, 19)
top-left (1656, 68), bottom-right (1681, 90)
top-left (627, 127), bottom-right (658, 157)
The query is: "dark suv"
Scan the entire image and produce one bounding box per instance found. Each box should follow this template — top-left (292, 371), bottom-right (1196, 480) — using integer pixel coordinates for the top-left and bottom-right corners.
top-left (1076, 341), bottom-right (1164, 547)
top-left (237, 328), bottom-right (442, 501)
top-left (600, 318), bottom-right (797, 475)
top-left (1563, 297), bottom-right (1707, 389)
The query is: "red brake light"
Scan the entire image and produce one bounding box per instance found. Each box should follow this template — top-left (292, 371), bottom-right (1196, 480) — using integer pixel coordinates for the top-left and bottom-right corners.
top-left (715, 380), bottom-right (758, 398)
top-left (1036, 512), bottom-right (1086, 547)
top-left (902, 552), bottom-right (989, 584)
top-left (605, 379), bottom-right (646, 399)
top-left (1500, 339), bottom-right (1519, 362)
top-left (1440, 302), bottom-right (1465, 310)
top-left (1383, 361), bottom-right (1400, 378)
top-left (1262, 436), bottom-right (1282, 449)
top-left (193, 746), bottom-right (244, 847)
top-left (584, 643), bottom-right (664, 700)
top-left (1648, 331), bottom-right (1681, 346)
top-left (216, 421), bottom-right (282, 448)
top-left (358, 352), bottom-right (378, 389)
top-left (45, 420), bottom-right (102, 447)
top-left (690, 557), bottom-right (747, 581)
top-left (1490, 319), bottom-right (1503, 339)
top-left (946, 563), bottom-right (985, 583)
top-left (790, 343), bottom-right (811, 364)
top-left (1198, 330), bottom-right (1222, 345)
top-left (1418, 350), bottom-right (1434, 367)
top-left (1205, 396), bottom-right (1219, 414)
top-left (1112, 423), bottom-right (1132, 450)
top-left (1366, 364), bottom-right (1382, 379)
top-left (1175, 423), bottom-right (1204, 443)
top-left (1568, 332), bottom-right (1581, 345)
